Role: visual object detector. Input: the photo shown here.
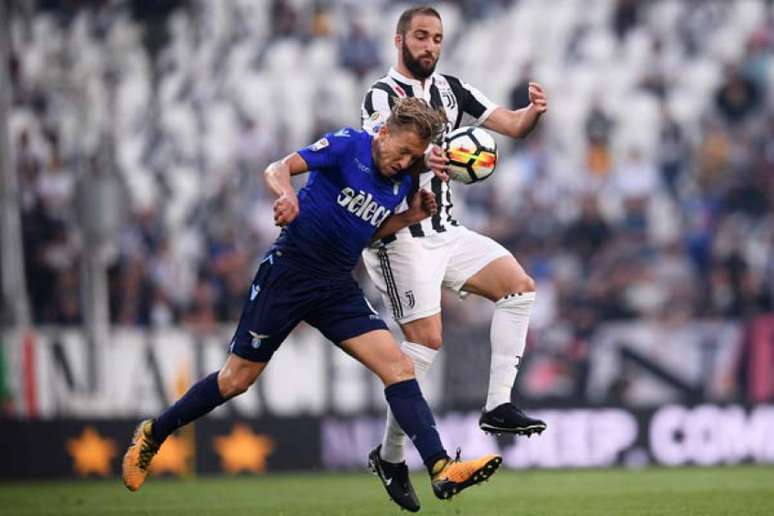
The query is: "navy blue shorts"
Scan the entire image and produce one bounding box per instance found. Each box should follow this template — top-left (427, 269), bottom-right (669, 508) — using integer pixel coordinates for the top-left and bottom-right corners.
top-left (229, 254), bottom-right (389, 363)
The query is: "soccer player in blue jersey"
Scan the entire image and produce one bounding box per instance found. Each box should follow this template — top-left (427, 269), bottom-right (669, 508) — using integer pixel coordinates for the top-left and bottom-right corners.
top-left (122, 98), bottom-right (502, 503)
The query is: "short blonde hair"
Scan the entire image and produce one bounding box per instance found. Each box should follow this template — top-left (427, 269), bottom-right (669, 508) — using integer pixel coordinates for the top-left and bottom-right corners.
top-left (386, 97), bottom-right (447, 144)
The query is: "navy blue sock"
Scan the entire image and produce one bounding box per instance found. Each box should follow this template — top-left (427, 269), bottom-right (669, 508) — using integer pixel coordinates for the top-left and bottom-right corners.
top-left (384, 379), bottom-right (448, 474)
top-left (151, 371), bottom-right (226, 444)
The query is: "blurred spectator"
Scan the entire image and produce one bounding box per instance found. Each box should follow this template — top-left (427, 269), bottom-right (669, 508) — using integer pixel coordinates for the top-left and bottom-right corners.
top-left (658, 106), bottom-right (687, 198)
top-left (613, 0), bottom-right (639, 41)
top-left (585, 100), bottom-right (614, 178)
top-left (714, 65), bottom-right (762, 124)
top-left (338, 20), bottom-right (381, 80)
top-left (270, 0), bottom-right (300, 40)
top-left (509, 62), bottom-right (533, 110)
top-left (5, 0), bottom-right (773, 336)
top-left (562, 195), bottom-right (611, 266)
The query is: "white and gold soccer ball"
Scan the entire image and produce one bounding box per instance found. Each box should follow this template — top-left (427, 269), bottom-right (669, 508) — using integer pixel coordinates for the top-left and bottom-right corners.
top-left (443, 126), bottom-right (498, 184)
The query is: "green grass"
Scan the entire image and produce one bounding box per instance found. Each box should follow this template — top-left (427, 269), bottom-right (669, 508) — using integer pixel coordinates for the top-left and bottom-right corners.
top-left (1, 467), bottom-right (773, 516)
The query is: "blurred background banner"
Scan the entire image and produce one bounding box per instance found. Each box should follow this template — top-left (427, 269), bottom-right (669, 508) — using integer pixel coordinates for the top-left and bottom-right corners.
top-left (0, 320), bottom-right (770, 418)
top-left (1, 0), bottom-right (773, 479)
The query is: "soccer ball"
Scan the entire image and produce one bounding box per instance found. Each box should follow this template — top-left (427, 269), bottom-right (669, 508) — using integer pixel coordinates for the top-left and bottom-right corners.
top-left (443, 126), bottom-right (498, 184)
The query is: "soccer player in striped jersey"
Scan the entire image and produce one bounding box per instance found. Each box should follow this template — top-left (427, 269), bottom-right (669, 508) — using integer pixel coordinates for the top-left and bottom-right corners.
top-left (122, 98), bottom-right (502, 504)
top-left (363, 6), bottom-right (549, 511)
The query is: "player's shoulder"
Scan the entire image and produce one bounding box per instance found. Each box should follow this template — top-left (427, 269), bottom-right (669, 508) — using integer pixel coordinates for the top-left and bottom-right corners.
top-left (365, 73), bottom-right (392, 92)
top-left (363, 76), bottom-right (398, 105)
top-left (328, 127), bottom-right (369, 145)
top-left (438, 72), bottom-right (471, 90)
top-left (305, 127), bottom-right (366, 155)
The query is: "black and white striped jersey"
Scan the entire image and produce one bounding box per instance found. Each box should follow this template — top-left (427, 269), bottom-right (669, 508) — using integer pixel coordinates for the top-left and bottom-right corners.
top-left (361, 67), bottom-right (497, 241)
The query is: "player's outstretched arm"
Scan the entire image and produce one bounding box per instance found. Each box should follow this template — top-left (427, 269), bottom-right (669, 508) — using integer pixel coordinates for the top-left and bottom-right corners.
top-left (482, 82), bottom-right (548, 139)
top-left (372, 189), bottom-right (437, 241)
top-left (264, 153), bottom-right (309, 226)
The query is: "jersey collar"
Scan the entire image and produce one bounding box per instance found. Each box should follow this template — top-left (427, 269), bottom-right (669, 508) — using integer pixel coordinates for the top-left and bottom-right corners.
top-left (388, 67), bottom-right (437, 97)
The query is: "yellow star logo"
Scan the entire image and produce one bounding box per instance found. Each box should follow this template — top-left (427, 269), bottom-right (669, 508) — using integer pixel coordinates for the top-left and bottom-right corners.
top-left (213, 423), bottom-right (274, 474)
top-left (66, 426), bottom-right (117, 477)
top-left (150, 433), bottom-right (193, 476)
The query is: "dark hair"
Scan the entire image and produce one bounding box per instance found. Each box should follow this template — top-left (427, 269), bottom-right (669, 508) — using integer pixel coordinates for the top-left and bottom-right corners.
top-left (386, 97), bottom-right (447, 144)
top-left (396, 6), bottom-right (442, 36)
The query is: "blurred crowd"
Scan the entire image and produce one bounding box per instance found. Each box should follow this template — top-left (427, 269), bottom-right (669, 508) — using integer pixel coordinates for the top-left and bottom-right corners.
top-left (5, 0), bottom-right (774, 338)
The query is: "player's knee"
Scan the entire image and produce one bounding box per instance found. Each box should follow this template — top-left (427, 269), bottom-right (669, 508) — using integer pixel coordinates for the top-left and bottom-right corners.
top-left (382, 352), bottom-right (415, 386)
top-left (218, 369), bottom-right (255, 398)
top-left (397, 353), bottom-right (415, 379)
top-left (403, 327), bottom-right (443, 350)
top-left (508, 272), bottom-right (536, 294)
top-left (416, 333), bottom-right (443, 350)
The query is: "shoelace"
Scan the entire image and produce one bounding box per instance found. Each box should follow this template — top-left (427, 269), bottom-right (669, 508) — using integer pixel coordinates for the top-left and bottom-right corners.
top-left (136, 432), bottom-right (159, 471)
top-left (437, 448), bottom-right (473, 482)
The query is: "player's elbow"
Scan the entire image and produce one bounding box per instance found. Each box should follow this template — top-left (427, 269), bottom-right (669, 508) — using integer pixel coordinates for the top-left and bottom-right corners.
top-left (263, 161), bottom-right (282, 180)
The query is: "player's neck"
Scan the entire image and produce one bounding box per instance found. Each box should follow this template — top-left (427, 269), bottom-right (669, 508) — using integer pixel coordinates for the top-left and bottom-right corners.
top-left (395, 63), bottom-right (428, 88)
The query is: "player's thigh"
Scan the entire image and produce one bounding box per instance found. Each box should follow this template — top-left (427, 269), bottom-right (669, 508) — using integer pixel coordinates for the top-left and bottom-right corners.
top-left (362, 239), bottom-right (446, 325)
top-left (444, 228), bottom-right (529, 301)
top-left (305, 279), bottom-right (390, 348)
top-left (463, 254), bottom-right (535, 301)
top-left (338, 329), bottom-right (414, 386)
top-left (229, 257), bottom-right (303, 364)
top-left (400, 312), bottom-right (443, 350)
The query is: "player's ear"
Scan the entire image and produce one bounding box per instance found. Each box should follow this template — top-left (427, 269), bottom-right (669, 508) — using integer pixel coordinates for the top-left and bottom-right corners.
top-left (394, 33), bottom-right (402, 50)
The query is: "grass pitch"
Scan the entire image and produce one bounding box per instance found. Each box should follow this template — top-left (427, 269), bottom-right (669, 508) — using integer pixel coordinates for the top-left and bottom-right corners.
top-left (2, 466), bottom-right (773, 516)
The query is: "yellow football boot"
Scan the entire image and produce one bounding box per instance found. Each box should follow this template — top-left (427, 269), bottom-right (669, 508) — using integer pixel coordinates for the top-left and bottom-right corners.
top-left (431, 451), bottom-right (502, 500)
top-left (122, 419), bottom-right (160, 491)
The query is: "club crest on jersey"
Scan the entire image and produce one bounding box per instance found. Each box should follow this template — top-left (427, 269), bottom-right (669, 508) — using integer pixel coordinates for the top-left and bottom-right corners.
top-left (365, 111), bottom-right (387, 135)
top-left (309, 138), bottom-right (329, 151)
top-left (437, 80), bottom-right (457, 110)
top-left (336, 187), bottom-right (392, 227)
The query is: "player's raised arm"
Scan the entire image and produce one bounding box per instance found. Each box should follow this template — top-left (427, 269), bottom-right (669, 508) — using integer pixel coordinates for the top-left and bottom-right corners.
top-left (372, 189), bottom-right (437, 241)
top-left (264, 152), bottom-right (309, 226)
top-left (482, 82), bottom-right (548, 139)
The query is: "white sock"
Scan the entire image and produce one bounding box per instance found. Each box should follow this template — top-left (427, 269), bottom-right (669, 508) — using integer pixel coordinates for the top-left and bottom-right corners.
top-left (485, 291), bottom-right (535, 412)
top-left (380, 341), bottom-right (438, 464)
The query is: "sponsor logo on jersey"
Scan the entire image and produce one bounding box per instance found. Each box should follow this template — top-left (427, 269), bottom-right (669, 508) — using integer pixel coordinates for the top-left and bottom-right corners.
top-left (336, 187), bottom-right (392, 227)
top-left (353, 157), bottom-right (371, 174)
top-left (309, 138), bottom-right (329, 151)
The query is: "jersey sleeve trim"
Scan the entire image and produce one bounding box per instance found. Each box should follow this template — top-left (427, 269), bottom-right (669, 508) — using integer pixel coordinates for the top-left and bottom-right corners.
top-left (443, 74), bottom-right (498, 126)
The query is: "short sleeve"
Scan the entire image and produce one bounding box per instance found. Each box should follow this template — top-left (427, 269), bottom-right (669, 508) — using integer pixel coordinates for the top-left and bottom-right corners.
top-left (297, 128), bottom-right (355, 171)
top-left (361, 83), bottom-right (395, 135)
top-left (444, 74), bottom-right (498, 126)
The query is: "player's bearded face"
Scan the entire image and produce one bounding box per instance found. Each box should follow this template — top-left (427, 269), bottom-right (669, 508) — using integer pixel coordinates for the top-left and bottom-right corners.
top-left (402, 40), bottom-right (439, 80)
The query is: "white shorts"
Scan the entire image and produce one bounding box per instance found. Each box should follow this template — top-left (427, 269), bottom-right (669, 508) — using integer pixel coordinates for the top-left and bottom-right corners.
top-left (362, 226), bottom-right (510, 324)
